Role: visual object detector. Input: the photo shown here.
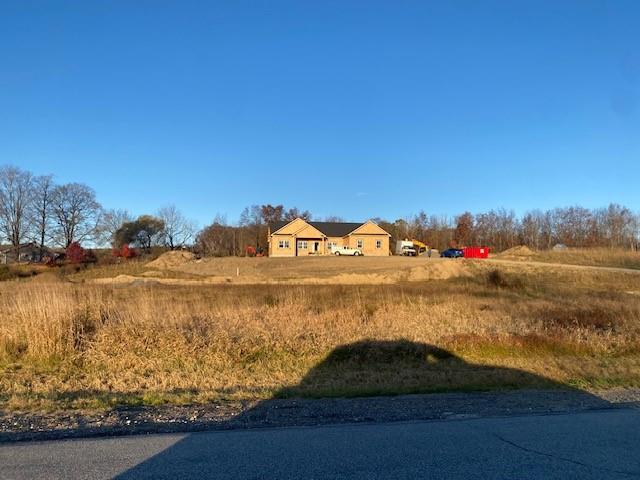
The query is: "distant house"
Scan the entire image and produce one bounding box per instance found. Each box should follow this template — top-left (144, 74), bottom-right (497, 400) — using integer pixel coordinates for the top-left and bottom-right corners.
top-left (268, 218), bottom-right (391, 257)
top-left (0, 242), bottom-right (52, 264)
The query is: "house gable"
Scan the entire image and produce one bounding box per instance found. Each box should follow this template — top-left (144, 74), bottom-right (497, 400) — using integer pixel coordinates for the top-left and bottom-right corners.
top-left (292, 223), bottom-right (326, 239)
top-left (270, 219), bottom-right (329, 239)
top-left (348, 220), bottom-right (391, 236)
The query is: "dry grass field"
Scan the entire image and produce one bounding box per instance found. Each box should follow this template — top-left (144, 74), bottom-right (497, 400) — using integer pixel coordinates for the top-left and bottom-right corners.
top-left (1, 249), bottom-right (639, 412)
top-left (497, 246), bottom-right (640, 270)
top-left (70, 254), bottom-right (475, 284)
top-left (532, 247), bottom-right (640, 270)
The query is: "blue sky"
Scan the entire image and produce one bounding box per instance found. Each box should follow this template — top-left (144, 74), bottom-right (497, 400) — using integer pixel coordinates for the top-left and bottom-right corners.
top-left (1, 1), bottom-right (639, 226)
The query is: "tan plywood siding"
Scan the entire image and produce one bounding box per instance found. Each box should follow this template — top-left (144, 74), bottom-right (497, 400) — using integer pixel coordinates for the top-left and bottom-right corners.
top-left (293, 223), bottom-right (325, 239)
top-left (346, 235), bottom-right (390, 256)
top-left (326, 236), bottom-right (345, 254)
top-left (269, 234), bottom-right (295, 257)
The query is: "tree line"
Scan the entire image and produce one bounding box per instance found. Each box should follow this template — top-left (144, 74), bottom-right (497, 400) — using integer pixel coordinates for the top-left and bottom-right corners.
top-left (3, 165), bottom-right (638, 259)
top-left (196, 204), bottom-right (313, 256)
top-left (374, 205), bottom-right (640, 252)
top-left (197, 205), bottom-right (640, 255)
top-left (0, 165), bottom-right (196, 258)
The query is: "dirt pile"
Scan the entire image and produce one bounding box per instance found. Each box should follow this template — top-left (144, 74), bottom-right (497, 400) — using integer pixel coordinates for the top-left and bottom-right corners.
top-left (146, 251), bottom-right (196, 270)
top-left (93, 274), bottom-right (233, 286)
top-left (294, 272), bottom-right (401, 285)
top-left (499, 245), bottom-right (535, 258)
top-left (407, 261), bottom-right (472, 281)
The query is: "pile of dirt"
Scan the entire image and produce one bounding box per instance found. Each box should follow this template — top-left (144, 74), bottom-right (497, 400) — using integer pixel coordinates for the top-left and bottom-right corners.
top-left (146, 251), bottom-right (196, 270)
top-left (94, 274), bottom-right (140, 285)
top-left (407, 261), bottom-right (472, 281)
top-left (294, 272), bottom-right (401, 285)
top-left (93, 274), bottom-right (233, 286)
top-left (498, 245), bottom-right (535, 258)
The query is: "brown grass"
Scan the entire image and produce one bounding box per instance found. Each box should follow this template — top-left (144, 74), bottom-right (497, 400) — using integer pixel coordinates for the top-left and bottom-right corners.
top-left (532, 247), bottom-right (640, 270)
top-left (1, 261), bottom-right (639, 411)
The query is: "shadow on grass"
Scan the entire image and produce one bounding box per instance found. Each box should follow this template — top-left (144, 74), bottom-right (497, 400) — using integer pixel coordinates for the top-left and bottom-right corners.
top-left (276, 339), bottom-right (559, 397)
top-left (115, 339), bottom-right (611, 479)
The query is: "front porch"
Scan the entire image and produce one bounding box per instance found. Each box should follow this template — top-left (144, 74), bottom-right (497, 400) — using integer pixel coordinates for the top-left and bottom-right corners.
top-left (295, 237), bottom-right (326, 256)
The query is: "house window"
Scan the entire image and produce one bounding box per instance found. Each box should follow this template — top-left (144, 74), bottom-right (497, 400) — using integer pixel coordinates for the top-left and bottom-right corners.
top-left (356, 239), bottom-right (363, 248)
top-left (278, 240), bottom-right (290, 249)
top-left (376, 240), bottom-right (382, 248)
top-left (328, 242), bottom-right (337, 251)
top-left (297, 240), bottom-right (308, 249)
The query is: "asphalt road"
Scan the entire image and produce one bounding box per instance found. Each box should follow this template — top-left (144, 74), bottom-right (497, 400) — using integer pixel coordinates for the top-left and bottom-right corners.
top-left (1, 409), bottom-right (639, 479)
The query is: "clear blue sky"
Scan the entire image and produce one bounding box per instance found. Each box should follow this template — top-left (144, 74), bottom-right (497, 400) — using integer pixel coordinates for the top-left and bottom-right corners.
top-left (2, 1), bottom-right (639, 226)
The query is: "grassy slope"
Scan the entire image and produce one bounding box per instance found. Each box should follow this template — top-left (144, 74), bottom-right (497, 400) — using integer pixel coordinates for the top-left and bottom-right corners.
top-left (531, 248), bottom-right (640, 270)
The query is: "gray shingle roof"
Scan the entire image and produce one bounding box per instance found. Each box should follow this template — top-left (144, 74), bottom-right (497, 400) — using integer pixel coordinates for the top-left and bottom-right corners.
top-left (309, 222), bottom-right (362, 237)
top-left (269, 220), bottom-right (364, 237)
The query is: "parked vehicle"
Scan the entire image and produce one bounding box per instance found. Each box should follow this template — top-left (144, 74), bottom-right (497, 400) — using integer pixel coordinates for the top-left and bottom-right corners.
top-left (334, 246), bottom-right (363, 256)
top-left (440, 248), bottom-right (464, 258)
top-left (395, 239), bottom-right (428, 256)
top-left (395, 240), bottom-right (417, 256)
top-left (411, 239), bottom-right (428, 254)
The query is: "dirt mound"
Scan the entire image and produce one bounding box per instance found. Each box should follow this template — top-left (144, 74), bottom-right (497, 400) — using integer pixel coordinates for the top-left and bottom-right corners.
top-left (93, 274), bottom-right (233, 286)
top-left (407, 261), bottom-right (472, 281)
top-left (146, 251), bottom-right (196, 270)
top-left (94, 274), bottom-right (140, 285)
top-left (294, 272), bottom-right (401, 285)
top-left (499, 245), bottom-right (535, 257)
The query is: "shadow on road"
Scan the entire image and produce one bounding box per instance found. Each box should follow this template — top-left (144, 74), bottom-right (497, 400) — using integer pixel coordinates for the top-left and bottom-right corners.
top-left (115, 339), bottom-right (611, 479)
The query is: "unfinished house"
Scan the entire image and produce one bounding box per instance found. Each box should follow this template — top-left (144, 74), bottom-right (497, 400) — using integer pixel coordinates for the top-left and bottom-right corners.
top-left (268, 218), bottom-right (391, 257)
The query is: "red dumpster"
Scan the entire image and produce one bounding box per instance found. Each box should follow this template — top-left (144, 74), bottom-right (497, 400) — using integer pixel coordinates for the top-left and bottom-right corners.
top-left (463, 246), bottom-right (490, 259)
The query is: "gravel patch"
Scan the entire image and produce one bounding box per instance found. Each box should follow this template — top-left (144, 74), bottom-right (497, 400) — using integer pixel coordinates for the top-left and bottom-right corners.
top-left (1, 388), bottom-right (639, 443)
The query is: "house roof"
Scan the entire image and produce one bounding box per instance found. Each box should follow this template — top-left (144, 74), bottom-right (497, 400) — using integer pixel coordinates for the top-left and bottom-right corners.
top-left (269, 221), bottom-right (293, 234)
top-left (0, 242), bottom-right (40, 253)
top-left (309, 222), bottom-right (363, 237)
top-left (269, 220), bottom-right (369, 237)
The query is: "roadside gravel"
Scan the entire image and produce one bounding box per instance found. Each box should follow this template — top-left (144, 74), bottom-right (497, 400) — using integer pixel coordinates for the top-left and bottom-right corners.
top-left (2, 388), bottom-right (639, 443)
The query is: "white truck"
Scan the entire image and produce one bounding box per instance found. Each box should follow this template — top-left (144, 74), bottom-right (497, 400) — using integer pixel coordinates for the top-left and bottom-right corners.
top-left (333, 245), bottom-right (363, 256)
top-left (396, 240), bottom-right (417, 256)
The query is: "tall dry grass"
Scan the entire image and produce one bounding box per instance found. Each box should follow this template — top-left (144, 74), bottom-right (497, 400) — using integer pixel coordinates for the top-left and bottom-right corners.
top-left (533, 247), bottom-right (640, 270)
top-left (1, 267), bottom-right (639, 410)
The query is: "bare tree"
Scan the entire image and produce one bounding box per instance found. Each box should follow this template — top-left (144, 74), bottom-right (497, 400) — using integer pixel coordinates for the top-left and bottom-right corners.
top-left (239, 205), bottom-right (265, 250)
top-left (28, 174), bottom-right (55, 260)
top-left (631, 213), bottom-right (640, 251)
top-left (260, 204), bottom-right (284, 224)
top-left (98, 208), bottom-right (133, 247)
top-left (0, 166), bottom-right (34, 257)
top-left (453, 212), bottom-right (474, 246)
top-left (283, 207), bottom-right (312, 221)
top-left (50, 183), bottom-right (102, 247)
top-left (195, 217), bottom-right (238, 256)
top-left (603, 203), bottom-right (634, 248)
top-left (157, 205), bottom-right (196, 249)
